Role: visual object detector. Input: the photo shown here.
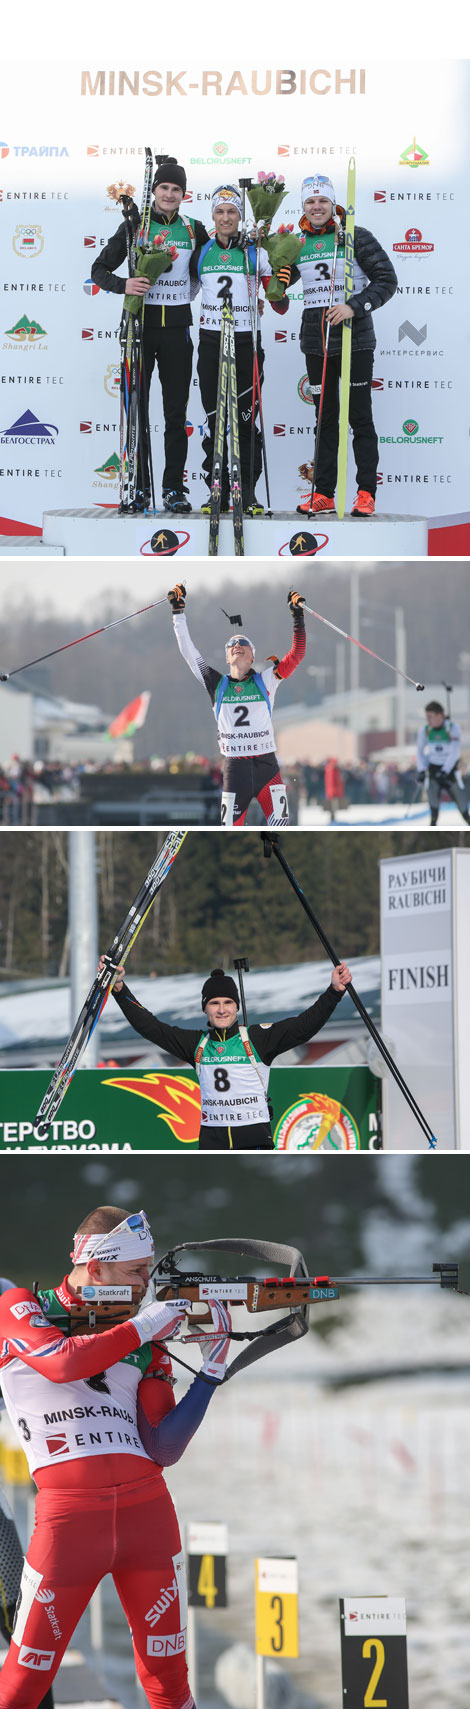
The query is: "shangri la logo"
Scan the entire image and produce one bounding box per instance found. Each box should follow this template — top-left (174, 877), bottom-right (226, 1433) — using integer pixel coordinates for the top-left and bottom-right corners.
top-left (94, 452), bottom-right (120, 482)
top-left (13, 225), bottom-right (44, 258)
top-left (5, 314), bottom-right (47, 344)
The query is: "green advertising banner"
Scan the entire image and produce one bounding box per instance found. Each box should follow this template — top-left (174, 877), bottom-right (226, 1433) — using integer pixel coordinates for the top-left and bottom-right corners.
top-left (0, 1069), bottom-right (379, 1152)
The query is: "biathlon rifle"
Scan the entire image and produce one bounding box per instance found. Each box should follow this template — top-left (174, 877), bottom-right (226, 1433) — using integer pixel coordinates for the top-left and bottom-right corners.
top-left (33, 1239), bottom-right (468, 1386)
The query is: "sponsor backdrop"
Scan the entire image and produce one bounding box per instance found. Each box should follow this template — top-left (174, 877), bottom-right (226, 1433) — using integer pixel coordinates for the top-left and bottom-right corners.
top-left (0, 58), bottom-right (468, 533)
top-left (380, 847), bottom-right (470, 1151)
top-left (0, 1067), bottom-right (378, 1151)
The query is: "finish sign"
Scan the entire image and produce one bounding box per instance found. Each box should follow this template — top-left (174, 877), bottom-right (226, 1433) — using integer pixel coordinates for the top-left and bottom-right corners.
top-left (340, 1596), bottom-right (409, 1707)
top-left (255, 1556), bottom-right (299, 1658)
top-left (187, 1521), bottom-right (228, 1609)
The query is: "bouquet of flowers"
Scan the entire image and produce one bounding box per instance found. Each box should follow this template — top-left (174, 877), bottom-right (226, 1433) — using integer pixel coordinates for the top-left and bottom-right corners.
top-left (265, 224), bottom-right (306, 300)
top-left (247, 171), bottom-right (287, 233)
top-left (126, 234), bottom-right (178, 316)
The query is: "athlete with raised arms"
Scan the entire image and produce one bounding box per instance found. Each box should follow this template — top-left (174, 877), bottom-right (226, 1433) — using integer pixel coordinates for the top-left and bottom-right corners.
top-left (0, 1209), bottom-right (231, 1709)
top-left (167, 583), bottom-right (306, 825)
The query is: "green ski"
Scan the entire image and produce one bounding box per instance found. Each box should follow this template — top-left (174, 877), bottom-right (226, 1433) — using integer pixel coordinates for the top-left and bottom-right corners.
top-left (336, 157), bottom-right (356, 520)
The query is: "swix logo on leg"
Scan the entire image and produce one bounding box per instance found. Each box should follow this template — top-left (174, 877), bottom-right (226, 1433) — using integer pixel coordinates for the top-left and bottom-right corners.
top-left (145, 1579), bottom-right (178, 1627)
top-left (147, 1631), bottom-right (186, 1657)
top-left (19, 1646), bottom-right (55, 1670)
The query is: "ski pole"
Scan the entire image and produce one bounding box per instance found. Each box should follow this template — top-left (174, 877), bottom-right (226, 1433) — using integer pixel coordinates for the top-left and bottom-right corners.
top-left (240, 219), bottom-right (272, 516)
top-left (307, 219), bottom-right (340, 516)
top-left (302, 603), bottom-right (425, 691)
top-left (234, 957), bottom-right (249, 1026)
top-left (0, 597), bottom-right (170, 681)
top-left (260, 833), bottom-right (438, 1151)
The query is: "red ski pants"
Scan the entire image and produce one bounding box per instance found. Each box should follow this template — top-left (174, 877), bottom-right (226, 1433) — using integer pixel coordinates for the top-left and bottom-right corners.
top-left (0, 1475), bottom-right (193, 1709)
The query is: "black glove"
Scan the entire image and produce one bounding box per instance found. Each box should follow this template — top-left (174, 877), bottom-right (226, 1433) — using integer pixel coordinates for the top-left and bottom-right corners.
top-left (167, 583), bottom-right (186, 613)
top-left (288, 589), bottom-right (306, 614)
top-left (416, 772), bottom-right (425, 785)
top-left (277, 266), bottom-right (291, 288)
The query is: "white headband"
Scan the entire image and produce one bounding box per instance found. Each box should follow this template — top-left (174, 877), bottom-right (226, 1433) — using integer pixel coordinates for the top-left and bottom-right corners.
top-left (72, 1211), bottom-right (155, 1266)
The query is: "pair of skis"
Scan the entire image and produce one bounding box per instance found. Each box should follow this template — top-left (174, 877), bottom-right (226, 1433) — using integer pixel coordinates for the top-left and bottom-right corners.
top-left (308, 157), bottom-right (355, 520)
top-left (208, 290), bottom-right (244, 557)
top-left (33, 831), bottom-right (187, 1137)
top-left (119, 146), bottom-right (155, 515)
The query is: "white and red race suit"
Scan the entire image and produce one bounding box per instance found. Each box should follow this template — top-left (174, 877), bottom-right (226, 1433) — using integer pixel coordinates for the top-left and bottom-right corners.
top-left (0, 1279), bottom-right (217, 1709)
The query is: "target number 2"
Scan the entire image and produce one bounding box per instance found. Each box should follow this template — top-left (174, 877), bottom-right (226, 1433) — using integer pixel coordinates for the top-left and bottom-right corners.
top-left (363, 1638), bottom-right (387, 1706)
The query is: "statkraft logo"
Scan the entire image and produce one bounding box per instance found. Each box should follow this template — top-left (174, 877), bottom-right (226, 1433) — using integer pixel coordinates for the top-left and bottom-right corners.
top-left (13, 225), bottom-right (44, 259)
top-left (297, 375), bottom-right (314, 405)
top-left (399, 137), bottom-right (429, 169)
top-left (0, 409), bottom-right (58, 444)
top-left (393, 228), bottom-right (434, 255)
top-left (379, 417), bottom-right (444, 445)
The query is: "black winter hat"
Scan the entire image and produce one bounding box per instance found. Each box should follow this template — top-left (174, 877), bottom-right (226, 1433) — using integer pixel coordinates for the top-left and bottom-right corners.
top-left (201, 968), bottom-right (240, 1011)
top-left (153, 156), bottom-right (187, 195)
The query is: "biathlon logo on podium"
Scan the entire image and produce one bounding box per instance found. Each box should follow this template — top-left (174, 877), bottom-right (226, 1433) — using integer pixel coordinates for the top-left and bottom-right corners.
top-left (393, 229), bottom-right (434, 255)
top-left (278, 531), bottom-right (329, 558)
top-left (399, 138), bottom-right (430, 169)
top-left (4, 315), bottom-right (47, 345)
top-left (140, 530), bottom-right (191, 557)
top-left (274, 1092), bottom-right (360, 1151)
top-left (0, 409), bottom-right (58, 445)
top-left (13, 226), bottom-right (44, 258)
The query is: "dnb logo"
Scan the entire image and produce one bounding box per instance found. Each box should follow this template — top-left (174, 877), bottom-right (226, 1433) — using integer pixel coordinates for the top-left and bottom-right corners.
top-left (298, 374), bottom-right (315, 405)
top-left (104, 362), bottom-right (120, 398)
top-left (274, 1093), bottom-right (360, 1152)
top-left (279, 531), bottom-right (328, 557)
top-left (141, 529), bottom-right (190, 556)
top-left (13, 225), bottom-right (44, 259)
top-left (103, 1073), bottom-right (200, 1143)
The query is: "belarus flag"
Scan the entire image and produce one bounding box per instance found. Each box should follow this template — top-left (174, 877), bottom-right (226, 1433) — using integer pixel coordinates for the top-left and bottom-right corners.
top-left (107, 691), bottom-right (151, 739)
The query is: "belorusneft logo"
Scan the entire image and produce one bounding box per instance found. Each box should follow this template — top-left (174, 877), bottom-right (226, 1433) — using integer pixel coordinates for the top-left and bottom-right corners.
top-left (13, 226), bottom-right (44, 258)
top-left (190, 140), bottom-right (252, 166)
top-left (393, 227), bottom-right (434, 255)
top-left (0, 409), bottom-right (58, 444)
top-left (380, 417), bottom-right (444, 445)
top-left (4, 315), bottom-right (47, 348)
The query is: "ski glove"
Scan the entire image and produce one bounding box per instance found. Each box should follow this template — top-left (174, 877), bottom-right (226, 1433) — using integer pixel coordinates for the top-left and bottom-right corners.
top-left (167, 583), bottom-right (186, 612)
top-left (288, 589), bottom-right (306, 613)
top-left (132, 1297), bottom-right (192, 1346)
top-left (181, 1298), bottom-right (232, 1384)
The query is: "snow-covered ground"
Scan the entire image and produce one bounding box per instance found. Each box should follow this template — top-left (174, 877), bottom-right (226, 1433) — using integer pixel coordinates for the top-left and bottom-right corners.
top-left (298, 800), bottom-right (466, 828)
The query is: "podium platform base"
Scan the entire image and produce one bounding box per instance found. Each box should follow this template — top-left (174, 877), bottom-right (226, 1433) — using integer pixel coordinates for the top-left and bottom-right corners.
top-left (40, 507), bottom-right (429, 558)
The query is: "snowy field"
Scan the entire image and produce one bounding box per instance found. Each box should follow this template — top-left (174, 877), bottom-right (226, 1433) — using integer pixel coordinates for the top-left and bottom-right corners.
top-left (298, 800), bottom-right (467, 828)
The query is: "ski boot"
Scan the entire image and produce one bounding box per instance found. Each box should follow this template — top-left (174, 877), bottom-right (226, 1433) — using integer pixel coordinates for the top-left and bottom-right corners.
top-left (201, 493), bottom-right (231, 516)
top-left (162, 488), bottom-right (192, 515)
top-left (296, 493), bottom-right (335, 515)
top-left (351, 490), bottom-right (375, 516)
top-left (244, 493), bottom-right (264, 516)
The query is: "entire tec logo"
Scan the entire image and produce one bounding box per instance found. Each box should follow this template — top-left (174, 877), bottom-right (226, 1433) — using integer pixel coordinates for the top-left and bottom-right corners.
top-left (393, 228), bottom-right (434, 255)
top-left (13, 226), bottom-right (44, 259)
